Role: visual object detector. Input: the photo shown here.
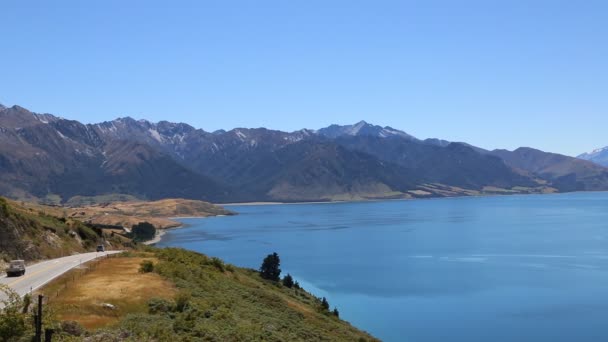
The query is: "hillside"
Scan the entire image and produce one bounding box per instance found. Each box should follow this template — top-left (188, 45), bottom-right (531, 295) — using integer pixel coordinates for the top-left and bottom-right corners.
top-left (68, 198), bottom-right (236, 229)
top-left (13, 198), bottom-right (235, 230)
top-left (491, 147), bottom-right (608, 191)
top-left (335, 136), bottom-right (541, 191)
top-left (0, 197), bottom-right (127, 265)
top-left (31, 249), bottom-right (378, 341)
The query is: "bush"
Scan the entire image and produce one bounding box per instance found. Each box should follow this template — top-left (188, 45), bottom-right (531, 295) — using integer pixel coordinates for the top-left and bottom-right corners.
top-left (260, 252), bottom-right (281, 281)
top-left (21, 294), bottom-right (31, 314)
top-left (131, 222), bottom-right (157, 242)
top-left (60, 320), bottom-right (85, 336)
top-left (76, 224), bottom-right (99, 242)
top-left (0, 197), bottom-right (8, 216)
top-left (148, 298), bottom-right (173, 314)
top-left (175, 291), bottom-right (192, 313)
top-left (333, 307), bottom-right (340, 318)
top-left (0, 285), bottom-right (28, 340)
top-left (210, 257), bottom-right (225, 272)
top-left (139, 260), bottom-right (154, 273)
top-left (282, 274), bottom-right (294, 288)
top-left (321, 297), bottom-right (329, 311)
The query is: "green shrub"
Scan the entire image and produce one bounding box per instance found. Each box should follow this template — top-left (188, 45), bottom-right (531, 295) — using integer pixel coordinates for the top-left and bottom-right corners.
top-left (60, 320), bottom-right (85, 336)
top-left (148, 298), bottom-right (173, 314)
top-left (76, 224), bottom-right (99, 242)
top-left (210, 257), bottom-right (225, 272)
top-left (321, 297), bottom-right (330, 311)
top-left (175, 291), bottom-right (192, 313)
top-left (0, 197), bottom-right (8, 216)
top-left (139, 260), bottom-right (154, 273)
top-left (0, 285), bottom-right (29, 341)
top-left (282, 274), bottom-right (294, 288)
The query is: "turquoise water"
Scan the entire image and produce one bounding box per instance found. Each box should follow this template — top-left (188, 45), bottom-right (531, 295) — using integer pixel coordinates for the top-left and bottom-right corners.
top-left (158, 193), bottom-right (608, 341)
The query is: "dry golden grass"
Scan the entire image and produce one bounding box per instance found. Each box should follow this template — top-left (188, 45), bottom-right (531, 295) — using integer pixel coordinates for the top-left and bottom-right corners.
top-left (9, 198), bottom-right (233, 230)
top-left (45, 256), bottom-right (176, 329)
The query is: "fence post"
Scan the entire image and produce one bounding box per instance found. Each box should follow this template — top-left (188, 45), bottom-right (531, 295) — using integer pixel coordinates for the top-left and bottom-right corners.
top-left (34, 294), bottom-right (44, 342)
top-left (44, 328), bottom-right (55, 342)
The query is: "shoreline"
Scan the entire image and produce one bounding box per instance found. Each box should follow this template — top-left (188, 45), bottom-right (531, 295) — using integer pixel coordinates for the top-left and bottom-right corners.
top-left (147, 191), bottom-right (602, 244)
top-left (143, 229), bottom-right (168, 245)
top-left (143, 223), bottom-right (188, 245)
top-left (144, 214), bottom-right (219, 245)
top-left (216, 189), bottom-right (597, 207)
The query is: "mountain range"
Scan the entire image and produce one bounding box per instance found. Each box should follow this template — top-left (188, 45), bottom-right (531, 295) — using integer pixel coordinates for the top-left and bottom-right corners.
top-left (578, 147), bottom-right (608, 167)
top-left (2, 103), bottom-right (608, 204)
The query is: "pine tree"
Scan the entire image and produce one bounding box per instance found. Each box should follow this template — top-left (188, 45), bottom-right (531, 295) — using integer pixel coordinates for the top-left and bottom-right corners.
top-left (333, 307), bottom-right (340, 317)
top-left (321, 297), bottom-right (330, 311)
top-left (282, 273), bottom-right (294, 288)
top-left (259, 252), bottom-right (281, 281)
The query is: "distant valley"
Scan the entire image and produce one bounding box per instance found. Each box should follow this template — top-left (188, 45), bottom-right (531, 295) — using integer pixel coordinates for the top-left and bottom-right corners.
top-left (2, 103), bottom-right (608, 204)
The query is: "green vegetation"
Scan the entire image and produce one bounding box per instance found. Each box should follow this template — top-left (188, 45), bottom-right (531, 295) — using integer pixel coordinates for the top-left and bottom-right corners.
top-left (139, 259), bottom-right (155, 273)
top-left (0, 197), bottom-right (127, 261)
top-left (260, 252), bottom-right (281, 281)
top-left (41, 248), bottom-right (377, 341)
top-left (321, 297), bottom-right (330, 311)
top-left (0, 285), bottom-right (30, 341)
top-left (282, 273), bottom-right (294, 288)
top-left (130, 222), bottom-right (157, 242)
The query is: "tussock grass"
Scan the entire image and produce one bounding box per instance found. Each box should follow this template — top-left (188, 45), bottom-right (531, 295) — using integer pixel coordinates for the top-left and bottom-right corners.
top-left (44, 256), bottom-right (176, 330)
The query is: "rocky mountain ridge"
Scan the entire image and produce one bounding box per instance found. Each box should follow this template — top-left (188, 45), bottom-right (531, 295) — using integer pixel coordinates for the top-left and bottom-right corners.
top-left (578, 146), bottom-right (608, 167)
top-left (1, 103), bottom-right (607, 203)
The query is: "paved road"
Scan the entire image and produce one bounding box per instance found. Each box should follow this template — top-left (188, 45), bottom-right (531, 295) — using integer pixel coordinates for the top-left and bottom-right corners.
top-left (0, 251), bottom-right (122, 307)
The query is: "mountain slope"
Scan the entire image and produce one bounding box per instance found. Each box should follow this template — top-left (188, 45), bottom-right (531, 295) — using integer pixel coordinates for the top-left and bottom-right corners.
top-left (335, 136), bottom-right (539, 190)
top-left (1, 103), bottom-right (606, 203)
top-left (578, 146), bottom-right (608, 167)
top-left (316, 120), bottom-right (416, 140)
top-left (491, 147), bottom-right (608, 191)
top-left (235, 140), bottom-right (422, 201)
top-left (0, 105), bottom-right (230, 203)
top-left (0, 197), bottom-right (126, 262)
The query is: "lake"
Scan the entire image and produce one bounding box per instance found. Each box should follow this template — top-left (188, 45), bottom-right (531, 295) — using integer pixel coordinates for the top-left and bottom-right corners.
top-left (158, 192), bottom-right (608, 341)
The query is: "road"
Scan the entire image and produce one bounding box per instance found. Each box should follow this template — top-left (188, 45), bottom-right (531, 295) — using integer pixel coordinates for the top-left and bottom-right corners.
top-left (0, 251), bottom-right (122, 307)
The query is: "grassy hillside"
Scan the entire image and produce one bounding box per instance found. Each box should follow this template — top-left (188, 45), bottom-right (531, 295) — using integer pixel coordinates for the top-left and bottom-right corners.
top-left (0, 197), bottom-right (127, 265)
top-left (12, 198), bottom-right (235, 230)
top-left (38, 249), bottom-right (378, 341)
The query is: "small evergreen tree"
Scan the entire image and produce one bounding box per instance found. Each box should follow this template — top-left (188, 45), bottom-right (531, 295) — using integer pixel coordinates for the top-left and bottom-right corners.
top-left (321, 297), bottom-right (330, 311)
top-left (294, 281), bottom-right (301, 290)
top-left (131, 222), bottom-right (156, 242)
top-left (282, 274), bottom-right (294, 288)
top-left (260, 252), bottom-right (281, 281)
top-left (333, 307), bottom-right (340, 317)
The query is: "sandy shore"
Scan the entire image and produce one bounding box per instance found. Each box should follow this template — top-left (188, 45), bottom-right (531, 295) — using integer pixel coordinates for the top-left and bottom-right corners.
top-left (144, 214), bottom-right (226, 245)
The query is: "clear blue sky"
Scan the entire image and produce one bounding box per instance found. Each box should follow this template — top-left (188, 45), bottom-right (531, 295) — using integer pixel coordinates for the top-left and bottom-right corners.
top-left (1, 1), bottom-right (606, 156)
